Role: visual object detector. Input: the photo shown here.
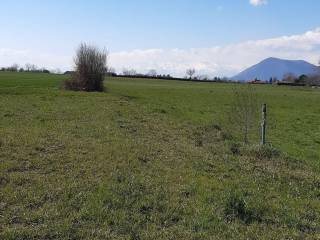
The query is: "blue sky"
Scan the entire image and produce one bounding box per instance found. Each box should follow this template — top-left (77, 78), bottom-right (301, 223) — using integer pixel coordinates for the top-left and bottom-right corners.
top-left (1, 0), bottom-right (320, 76)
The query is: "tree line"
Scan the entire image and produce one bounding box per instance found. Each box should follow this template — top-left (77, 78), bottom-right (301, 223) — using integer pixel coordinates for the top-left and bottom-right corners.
top-left (281, 73), bottom-right (320, 86)
top-left (105, 67), bottom-right (229, 82)
top-left (0, 63), bottom-right (51, 73)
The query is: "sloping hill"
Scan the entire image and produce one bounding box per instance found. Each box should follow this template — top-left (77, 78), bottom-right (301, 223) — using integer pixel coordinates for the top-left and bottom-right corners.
top-left (232, 57), bottom-right (318, 81)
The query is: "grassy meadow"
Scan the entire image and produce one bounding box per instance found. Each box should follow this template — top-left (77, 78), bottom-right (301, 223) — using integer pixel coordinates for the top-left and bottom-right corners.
top-left (1, 72), bottom-right (320, 239)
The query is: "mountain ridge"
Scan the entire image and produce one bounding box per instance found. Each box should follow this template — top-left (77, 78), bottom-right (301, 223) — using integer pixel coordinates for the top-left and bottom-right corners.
top-left (232, 57), bottom-right (318, 81)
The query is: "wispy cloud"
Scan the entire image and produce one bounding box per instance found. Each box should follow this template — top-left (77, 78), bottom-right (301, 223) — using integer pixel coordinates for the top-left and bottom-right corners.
top-left (249, 0), bottom-right (268, 6)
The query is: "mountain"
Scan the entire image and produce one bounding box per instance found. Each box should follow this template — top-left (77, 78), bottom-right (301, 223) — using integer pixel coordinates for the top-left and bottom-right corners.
top-left (232, 57), bottom-right (318, 81)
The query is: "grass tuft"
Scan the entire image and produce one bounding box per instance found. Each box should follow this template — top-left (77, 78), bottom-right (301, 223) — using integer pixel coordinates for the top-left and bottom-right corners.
top-left (224, 191), bottom-right (265, 224)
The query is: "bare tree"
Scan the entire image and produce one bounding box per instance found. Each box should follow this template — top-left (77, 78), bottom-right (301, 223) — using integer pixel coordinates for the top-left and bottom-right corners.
top-left (186, 68), bottom-right (196, 79)
top-left (128, 69), bottom-right (137, 76)
top-left (307, 75), bottom-right (320, 86)
top-left (229, 84), bottom-right (259, 144)
top-left (30, 64), bottom-right (37, 72)
top-left (25, 63), bottom-right (32, 72)
top-left (64, 43), bottom-right (108, 92)
top-left (25, 63), bottom-right (38, 72)
top-left (8, 64), bottom-right (19, 72)
top-left (106, 66), bottom-right (116, 74)
top-left (147, 69), bottom-right (157, 77)
top-left (282, 73), bottom-right (296, 83)
top-left (122, 68), bottom-right (137, 76)
top-left (122, 68), bottom-right (129, 75)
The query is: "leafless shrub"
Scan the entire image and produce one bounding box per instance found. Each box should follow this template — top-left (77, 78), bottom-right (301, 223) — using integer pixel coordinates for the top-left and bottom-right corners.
top-left (229, 84), bottom-right (259, 144)
top-left (64, 43), bottom-right (108, 92)
top-left (186, 68), bottom-right (196, 79)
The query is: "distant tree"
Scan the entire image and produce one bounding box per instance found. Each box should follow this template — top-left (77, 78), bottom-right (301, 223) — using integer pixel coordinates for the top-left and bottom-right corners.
top-left (64, 43), bottom-right (108, 92)
top-left (25, 63), bottom-right (32, 72)
top-left (8, 64), bottom-right (19, 72)
top-left (31, 65), bottom-right (38, 71)
top-left (122, 68), bottom-right (137, 76)
top-left (122, 68), bottom-right (129, 75)
top-left (105, 67), bottom-right (116, 76)
top-left (186, 68), bottom-right (196, 79)
top-left (306, 75), bottom-right (320, 86)
top-left (25, 63), bottom-right (35, 72)
top-left (282, 73), bottom-right (296, 83)
top-left (25, 63), bottom-right (38, 72)
top-left (229, 84), bottom-right (259, 144)
top-left (269, 77), bottom-right (277, 84)
top-left (147, 69), bottom-right (157, 77)
top-left (271, 77), bottom-right (278, 84)
top-left (106, 66), bottom-right (116, 74)
top-left (296, 74), bottom-right (308, 84)
top-left (53, 68), bottom-right (62, 74)
top-left (129, 69), bottom-right (137, 76)
top-left (197, 75), bottom-right (209, 81)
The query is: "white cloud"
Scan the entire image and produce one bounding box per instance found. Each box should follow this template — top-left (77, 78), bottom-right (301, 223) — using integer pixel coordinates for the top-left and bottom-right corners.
top-left (250, 0), bottom-right (268, 6)
top-left (109, 28), bottom-right (320, 77)
top-left (0, 48), bottom-right (72, 72)
top-left (1, 28), bottom-right (320, 77)
top-left (0, 48), bottom-right (29, 56)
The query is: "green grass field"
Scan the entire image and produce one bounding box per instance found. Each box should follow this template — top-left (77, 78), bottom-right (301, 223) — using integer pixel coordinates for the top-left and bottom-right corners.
top-left (1, 72), bottom-right (320, 239)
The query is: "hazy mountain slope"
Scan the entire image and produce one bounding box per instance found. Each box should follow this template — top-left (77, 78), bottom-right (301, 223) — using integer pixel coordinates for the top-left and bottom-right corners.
top-left (232, 57), bottom-right (318, 81)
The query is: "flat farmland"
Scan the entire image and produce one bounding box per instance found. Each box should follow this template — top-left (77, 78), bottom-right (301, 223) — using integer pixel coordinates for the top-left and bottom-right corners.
top-left (1, 72), bottom-right (320, 239)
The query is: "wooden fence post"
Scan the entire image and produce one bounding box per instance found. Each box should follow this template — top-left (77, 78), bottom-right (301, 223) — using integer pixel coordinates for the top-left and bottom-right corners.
top-left (261, 104), bottom-right (267, 145)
